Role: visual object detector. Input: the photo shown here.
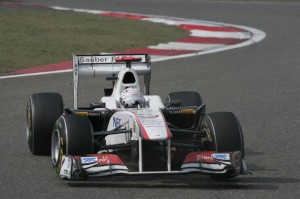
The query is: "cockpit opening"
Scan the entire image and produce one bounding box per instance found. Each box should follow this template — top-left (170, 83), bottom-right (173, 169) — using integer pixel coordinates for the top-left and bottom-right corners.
top-left (123, 72), bottom-right (136, 84)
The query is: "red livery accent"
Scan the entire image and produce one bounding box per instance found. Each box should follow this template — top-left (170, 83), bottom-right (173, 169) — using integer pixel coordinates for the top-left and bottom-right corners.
top-left (184, 151), bottom-right (218, 163)
top-left (0, 2), bottom-right (25, 7)
top-left (178, 24), bottom-right (244, 32)
top-left (177, 36), bottom-right (248, 45)
top-left (101, 12), bottom-right (149, 20)
top-left (115, 56), bottom-right (142, 62)
top-left (9, 60), bottom-right (72, 75)
top-left (97, 154), bottom-right (125, 165)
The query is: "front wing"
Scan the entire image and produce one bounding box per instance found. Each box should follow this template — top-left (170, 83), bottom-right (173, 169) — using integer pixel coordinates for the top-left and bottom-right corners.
top-left (58, 151), bottom-right (248, 179)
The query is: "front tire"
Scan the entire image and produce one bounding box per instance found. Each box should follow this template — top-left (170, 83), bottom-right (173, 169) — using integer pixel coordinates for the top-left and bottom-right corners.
top-left (51, 115), bottom-right (94, 173)
top-left (26, 93), bottom-right (63, 155)
top-left (200, 112), bottom-right (244, 179)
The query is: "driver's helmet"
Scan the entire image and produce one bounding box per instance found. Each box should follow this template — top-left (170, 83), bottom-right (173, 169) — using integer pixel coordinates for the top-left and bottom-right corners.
top-left (120, 87), bottom-right (145, 108)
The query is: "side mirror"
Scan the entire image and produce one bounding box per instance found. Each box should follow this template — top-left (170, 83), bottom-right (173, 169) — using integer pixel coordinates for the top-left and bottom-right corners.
top-left (165, 100), bottom-right (182, 108)
top-left (90, 102), bottom-right (106, 109)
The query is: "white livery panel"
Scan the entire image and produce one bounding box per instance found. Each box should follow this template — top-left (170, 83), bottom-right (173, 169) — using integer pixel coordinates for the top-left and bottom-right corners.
top-left (131, 109), bottom-right (172, 141)
top-left (105, 109), bottom-right (171, 145)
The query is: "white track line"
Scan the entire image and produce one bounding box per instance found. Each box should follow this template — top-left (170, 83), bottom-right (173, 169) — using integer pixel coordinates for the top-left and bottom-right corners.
top-left (190, 30), bottom-right (252, 39)
top-left (149, 42), bottom-right (225, 51)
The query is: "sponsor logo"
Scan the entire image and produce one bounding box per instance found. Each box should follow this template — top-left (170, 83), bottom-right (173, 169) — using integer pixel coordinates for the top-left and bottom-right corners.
top-left (197, 154), bottom-right (213, 161)
top-left (88, 112), bottom-right (101, 116)
top-left (78, 56), bottom-right (110, 64)
top-left (180, 109), bottom-right (195, 115)
top-left (99, 156), bottom-right (109, 163)
top-left (63, 169), bottom-right (69, 175)
top-left (167, 109), bottom-right (195, 115)
top-left (167, 110), bottom-right (181, 115)
top-left (75, 112), bottom-right (88, 116)
top-left (212, 153), bottom-right (230, 161)
top-left (113, 117), bottom-right (121, 128)
top-left (81, 157), bottom-right (98, 164)
top-left (138, 114), bottom-right (159, 119)
top-left (59, 156), bottom-right (72, 179)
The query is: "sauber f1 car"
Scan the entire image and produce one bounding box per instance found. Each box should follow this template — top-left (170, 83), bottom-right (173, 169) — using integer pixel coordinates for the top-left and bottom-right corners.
top-left (26, 54), bottom-right (249, 180)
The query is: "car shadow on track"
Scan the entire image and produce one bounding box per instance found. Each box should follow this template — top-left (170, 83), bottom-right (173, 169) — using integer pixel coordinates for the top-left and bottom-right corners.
top-left (65, 148), bottom-right (300, 190)
top-left (66, 175), bottom-right (300, 190)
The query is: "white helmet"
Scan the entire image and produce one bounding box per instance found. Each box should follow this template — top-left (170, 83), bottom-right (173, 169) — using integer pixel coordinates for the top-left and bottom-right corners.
top-left (120, 87), bottom-right (145, 108)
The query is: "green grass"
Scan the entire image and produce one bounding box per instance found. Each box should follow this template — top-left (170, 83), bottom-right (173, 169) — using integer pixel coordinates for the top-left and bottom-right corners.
top-left (0, 8), bottom-right (188, 74)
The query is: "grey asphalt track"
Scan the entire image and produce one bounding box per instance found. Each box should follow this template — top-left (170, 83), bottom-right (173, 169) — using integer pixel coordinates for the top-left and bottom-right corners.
top-left (1, 0), bottom-right (300, 198)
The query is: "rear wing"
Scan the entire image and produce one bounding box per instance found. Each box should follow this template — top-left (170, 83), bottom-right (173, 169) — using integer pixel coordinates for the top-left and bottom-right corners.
top-left (72, 54), bottom-right (151, 109)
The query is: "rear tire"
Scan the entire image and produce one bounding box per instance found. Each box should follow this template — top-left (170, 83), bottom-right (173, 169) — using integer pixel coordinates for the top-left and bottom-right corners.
top-left (51, 115), bottom-right (94, 173)
top-left (26, 93), bottom-right (63, 155)
top-left (200, 112), bottom-right (244, 179)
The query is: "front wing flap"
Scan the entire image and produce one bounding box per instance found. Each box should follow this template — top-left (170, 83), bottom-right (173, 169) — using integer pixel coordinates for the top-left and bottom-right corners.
top-left (181, 151), bottom-right (247, 176)
top-left (59, 154), bottom-right (129, 179)
top-left (58, 151), bottom-right (248, 180)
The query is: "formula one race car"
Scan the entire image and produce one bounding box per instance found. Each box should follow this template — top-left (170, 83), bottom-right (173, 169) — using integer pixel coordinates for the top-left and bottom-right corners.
top-left (26, 54), bottom-right (248, 180)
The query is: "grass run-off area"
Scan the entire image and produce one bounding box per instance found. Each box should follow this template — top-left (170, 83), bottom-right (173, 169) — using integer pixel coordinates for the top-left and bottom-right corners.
top-left (0, 8), bottom-right (188, 74)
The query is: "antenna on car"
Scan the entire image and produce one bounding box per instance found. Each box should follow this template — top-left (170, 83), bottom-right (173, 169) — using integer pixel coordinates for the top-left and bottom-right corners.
top-left (115, 56), bottom-right (142, 68)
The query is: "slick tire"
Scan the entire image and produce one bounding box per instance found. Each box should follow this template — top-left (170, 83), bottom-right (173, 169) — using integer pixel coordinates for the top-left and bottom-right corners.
top-left (200, 112), bottom-right (244, 179)
top-left (51, 115), bottom-right (94, 173)
top-left (26, 93), bottom-right (63, 155)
